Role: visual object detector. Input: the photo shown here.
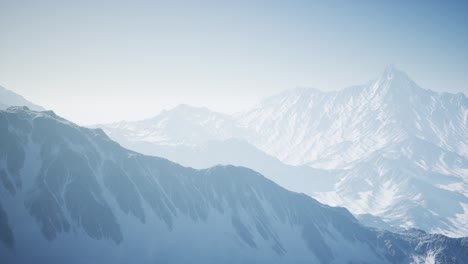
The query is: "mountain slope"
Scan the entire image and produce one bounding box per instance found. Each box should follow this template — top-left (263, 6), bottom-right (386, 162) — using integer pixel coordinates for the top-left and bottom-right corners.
top-left (0, 85), bottom-right (44, 111)
top-left (315, 137), bottom-right (468, 237)
top-left (1, 106), bottom-right (467, 263)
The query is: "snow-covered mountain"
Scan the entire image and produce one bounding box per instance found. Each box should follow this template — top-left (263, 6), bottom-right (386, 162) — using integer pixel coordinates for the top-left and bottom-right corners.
top-left (0, 85), bottom-right (44, 111)
top-left (102, 104), bottom-right (246, 147)
top-left (96, 66), bottom-right (468, 237)
top-left (238, 65), bottom-right (467, 169)
top-left (1, 106), bottom-right (467, 263)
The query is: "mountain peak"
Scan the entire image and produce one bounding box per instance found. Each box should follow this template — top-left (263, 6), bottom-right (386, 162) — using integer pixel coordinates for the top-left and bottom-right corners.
top-left (379, 64), bottom-right (409, 82)
top-left (382, 64), bottom-right (397, 80)
top-left (368, 65), bottom-right (419, 96)
top-left (167, 104), bottom-right (213, 114)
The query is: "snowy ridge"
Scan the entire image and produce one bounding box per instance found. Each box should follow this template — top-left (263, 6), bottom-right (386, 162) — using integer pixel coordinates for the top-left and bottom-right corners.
top-left (1, 107), bottom-right (467, 263)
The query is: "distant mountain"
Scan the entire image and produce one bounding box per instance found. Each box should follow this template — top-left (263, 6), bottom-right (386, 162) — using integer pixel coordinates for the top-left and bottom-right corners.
top-left (0, 85), bottom-right (44, 111)
top-left (1, 106), bottom-right (467, 263)
top-left (101, 104), bottom-right (247, 147)
top-left (96, 66), bottom-right (468, 237)
top-left (237, 65), bottom-right (467, 169)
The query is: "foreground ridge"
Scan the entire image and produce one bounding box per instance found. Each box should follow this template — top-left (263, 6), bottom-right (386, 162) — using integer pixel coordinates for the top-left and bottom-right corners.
top-left (0, 106), bottom-right (466, 263)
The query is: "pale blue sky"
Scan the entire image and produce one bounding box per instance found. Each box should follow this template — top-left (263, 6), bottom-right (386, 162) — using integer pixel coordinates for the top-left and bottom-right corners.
top-left (0, 0), bottom-right (467, 124)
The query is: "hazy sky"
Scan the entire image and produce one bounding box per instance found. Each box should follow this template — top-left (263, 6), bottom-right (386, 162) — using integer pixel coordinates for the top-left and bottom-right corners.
top-left (0, 0), bottom-right (467, 124)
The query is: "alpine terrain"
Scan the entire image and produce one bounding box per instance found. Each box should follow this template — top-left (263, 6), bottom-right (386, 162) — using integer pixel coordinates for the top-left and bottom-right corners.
top-left (1, 107), bottom-right (467, 263)
top-left (97, 66), bottom-right (468, 237)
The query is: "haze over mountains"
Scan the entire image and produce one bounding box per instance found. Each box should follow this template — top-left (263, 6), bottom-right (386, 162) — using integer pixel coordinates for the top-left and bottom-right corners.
top-left (0, 85), bottom-right (44, 111)
top-left (1, 106), bottom-right (467, 263)
top-left (98, 66), bottom-right (468, 237)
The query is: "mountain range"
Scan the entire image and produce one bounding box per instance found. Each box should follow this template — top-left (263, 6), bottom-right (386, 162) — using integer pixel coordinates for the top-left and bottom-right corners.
top-left (97, 66), bottom-right (468, 237)
top-left (1, 106), bottom-right (467, 263)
